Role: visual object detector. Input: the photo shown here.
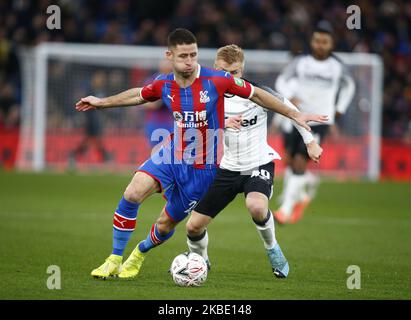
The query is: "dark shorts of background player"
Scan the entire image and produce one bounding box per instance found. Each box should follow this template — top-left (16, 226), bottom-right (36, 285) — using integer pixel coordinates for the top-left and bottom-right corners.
top-left (194, 161), bottom-right (275, 218)
top-left (283, 124), bottom-right (330, 160)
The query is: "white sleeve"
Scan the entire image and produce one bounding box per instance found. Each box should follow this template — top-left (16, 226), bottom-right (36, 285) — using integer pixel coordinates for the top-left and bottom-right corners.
top-left (336, 66), bottom-right (355, 114)
top-left (283, 97), bottom-right (314, 144)
top-left (275, 57), bottom-right (300, 100)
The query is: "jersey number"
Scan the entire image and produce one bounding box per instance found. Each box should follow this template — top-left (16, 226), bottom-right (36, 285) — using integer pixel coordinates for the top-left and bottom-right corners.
top-left (251, 169), bottom-right (271, 180)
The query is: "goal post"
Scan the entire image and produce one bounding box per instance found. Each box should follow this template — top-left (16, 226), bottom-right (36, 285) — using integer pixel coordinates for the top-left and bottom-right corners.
top-left (17, 43), bottom-right (383, 180)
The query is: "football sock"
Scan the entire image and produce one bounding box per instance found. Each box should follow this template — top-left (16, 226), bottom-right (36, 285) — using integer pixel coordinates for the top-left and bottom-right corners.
top-left (253, 210), bottom-right (277, 249)
top-left (278, 166), bottom-right (292, 202)
top-left (280, 171), bottom-right (306, 217)
top-left (112, 196), bottom-right (139, 256)
top-left (187, 230), bottom-right (209, 262)
top-left (303, 170), bottom-right (319, 198)
top-left (283, 166), bottom-right (292, 192)
top-left (138, 223), bottom-right (175, 253)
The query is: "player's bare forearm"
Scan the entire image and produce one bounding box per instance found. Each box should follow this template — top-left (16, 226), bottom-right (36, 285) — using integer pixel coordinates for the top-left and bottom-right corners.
top-left (251, 87), bottom-right (298, 119)
top-left (101, 88), bottom-right (146, 108)
top-left (75, 88), bottom-right (146, 111)
top-left (250, 87), bottom-right (328, 131)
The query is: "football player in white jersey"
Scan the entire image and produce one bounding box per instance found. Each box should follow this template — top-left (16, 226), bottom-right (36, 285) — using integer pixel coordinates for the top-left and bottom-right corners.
top-left (185, 45), bottom-right (325, 278)
top-left (274, 21), bottom-right (355, 224)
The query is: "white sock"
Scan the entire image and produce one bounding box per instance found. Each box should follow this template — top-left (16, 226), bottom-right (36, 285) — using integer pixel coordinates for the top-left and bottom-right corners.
top-left (297, 172), bottom-right (309, 202)
top-left (187, 230), bottom-right (209, 262)
top-left (283, 166), bottom-right (292, 188)
top-left (279, 166), bottom-right (292, 202)
top-left (304, 170), bottom-right (319, 198)
top-left (305, 170), bottom-right (315, 183)
top-left (280, 172), bottom-right (307, 217)
top-left (254, 211), bottom-right (277, 250)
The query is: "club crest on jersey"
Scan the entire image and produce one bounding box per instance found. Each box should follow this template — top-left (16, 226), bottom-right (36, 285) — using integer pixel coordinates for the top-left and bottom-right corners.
top-left (234, 77), bottom-right (245, 87)
top-left (199, 90), bottom-right (210, 103)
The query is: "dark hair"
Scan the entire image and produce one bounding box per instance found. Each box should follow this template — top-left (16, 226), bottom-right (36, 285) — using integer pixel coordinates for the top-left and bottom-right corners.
top-left (167, 28), bottom-right (197, 48)
top-left (313, 20), bottom-right (334, 35)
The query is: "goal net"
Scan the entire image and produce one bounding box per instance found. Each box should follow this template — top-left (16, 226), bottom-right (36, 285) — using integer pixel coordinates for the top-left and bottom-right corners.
top-left (17, 43), bottom-right (383, 180)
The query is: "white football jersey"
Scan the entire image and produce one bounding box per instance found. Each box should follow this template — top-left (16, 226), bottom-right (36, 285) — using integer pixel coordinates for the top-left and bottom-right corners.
top-left (275, 54), bottom-right (355, 126)
top-left (220, 95), bottom-right (281, 172)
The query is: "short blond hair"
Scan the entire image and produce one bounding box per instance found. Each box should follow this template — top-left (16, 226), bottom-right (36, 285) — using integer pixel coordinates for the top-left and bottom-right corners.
top-left (216, 44), bottom-right (244, 65)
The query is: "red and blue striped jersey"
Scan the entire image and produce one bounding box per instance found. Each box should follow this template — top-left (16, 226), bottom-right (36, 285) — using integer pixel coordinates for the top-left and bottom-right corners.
top-left (141, 65), bottom-right (254, 168)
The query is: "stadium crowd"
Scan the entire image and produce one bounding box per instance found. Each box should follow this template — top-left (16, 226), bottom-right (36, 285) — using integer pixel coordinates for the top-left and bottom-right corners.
top-left (0, 0), bottom-right (410, 139)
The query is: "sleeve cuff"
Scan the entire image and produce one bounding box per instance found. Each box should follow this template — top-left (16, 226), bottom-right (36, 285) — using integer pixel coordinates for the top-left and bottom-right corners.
top-left (247, 84), bottom-right (255, 99)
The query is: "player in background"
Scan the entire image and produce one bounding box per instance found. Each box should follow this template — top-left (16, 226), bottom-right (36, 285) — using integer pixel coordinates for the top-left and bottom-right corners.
top-left (185, 45), bottom-right (322, 278)
top-left (273, 21), bottom-right (355, 224)
top-left (69, 71), bottom-right (111, 166)
top-left (75, 28), bottom-right (327, 280)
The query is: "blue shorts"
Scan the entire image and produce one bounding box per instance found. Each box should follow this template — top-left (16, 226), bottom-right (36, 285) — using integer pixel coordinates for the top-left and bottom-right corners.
top-left (138, 148), bottom-right (217, 222)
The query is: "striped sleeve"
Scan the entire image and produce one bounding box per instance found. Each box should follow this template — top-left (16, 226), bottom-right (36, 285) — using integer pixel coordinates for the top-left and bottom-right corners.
top-left (221, 73), bottom-right (254, 99)
top-left (141, 80), bottom-right (162, 102)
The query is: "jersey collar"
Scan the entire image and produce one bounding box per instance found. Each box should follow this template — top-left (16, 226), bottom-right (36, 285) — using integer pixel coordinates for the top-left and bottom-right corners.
top-left (196, 64), bottom-right (201, 78)
top-left (173, 64), bottom-right (201, 81)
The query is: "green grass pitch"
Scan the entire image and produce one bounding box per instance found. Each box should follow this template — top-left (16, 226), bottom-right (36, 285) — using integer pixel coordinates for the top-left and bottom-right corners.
top-left (0, 171), bottom-right (410, 299)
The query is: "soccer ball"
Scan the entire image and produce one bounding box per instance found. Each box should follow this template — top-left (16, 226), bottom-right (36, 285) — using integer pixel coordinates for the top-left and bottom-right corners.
top-left (170, 252), bottom-right (208, 287)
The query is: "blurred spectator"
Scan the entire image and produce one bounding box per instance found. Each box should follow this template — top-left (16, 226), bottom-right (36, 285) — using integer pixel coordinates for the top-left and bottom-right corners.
top-left (0, 0), bottom-right (410, 138)
top-left (0, 82), bottom-right (20, 129)
top-left (143, 60), bottom-right (174, 150)
top-left (69, 70), bottom-right (111, 165)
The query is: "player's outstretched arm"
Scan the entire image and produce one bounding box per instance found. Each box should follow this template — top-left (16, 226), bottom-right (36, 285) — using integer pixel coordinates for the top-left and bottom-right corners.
top-left (250, 86), bottom-right (328, 131)
top-left (75, 88), bottom-right (146, 111)
top-left (257, 86), bottom-right (323, 163)
top-left (279, 94), bottom-right (323, 163)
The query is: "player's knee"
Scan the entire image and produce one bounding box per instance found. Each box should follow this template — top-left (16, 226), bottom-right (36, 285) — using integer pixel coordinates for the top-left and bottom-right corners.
top-left (246, 201), bottom-right (267, 221)
top-left (292, 154), bottom-right (308, 174)
top-left (156, 215), bottom-right (177, 235)
top-left (123, 185), bottom-right (144, 203)
top-left (156, 223), bottom-right (171, 235)
top-left (283, 151), bottom-right (291, 167)
top-left (123, 172), bottom-right (160, 203)
top-left (186, 220), bottom-right (204, 236)
top-left (124, 176), bottom-right (151, 203)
